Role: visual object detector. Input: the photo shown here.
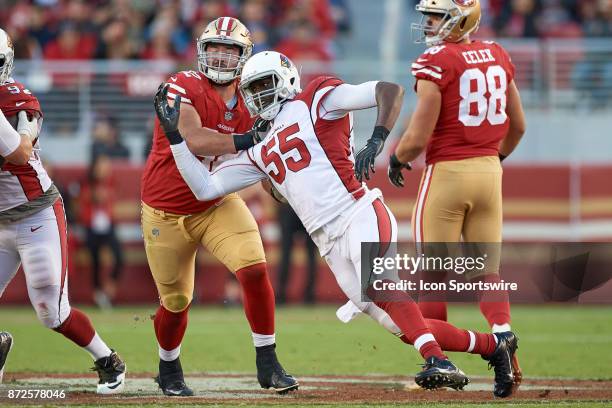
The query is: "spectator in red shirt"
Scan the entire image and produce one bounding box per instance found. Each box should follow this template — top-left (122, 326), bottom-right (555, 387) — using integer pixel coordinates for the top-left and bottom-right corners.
top-left (43, 22), bottom-right (97, 60)
top-left (79, 154), bottom-right (124, 309)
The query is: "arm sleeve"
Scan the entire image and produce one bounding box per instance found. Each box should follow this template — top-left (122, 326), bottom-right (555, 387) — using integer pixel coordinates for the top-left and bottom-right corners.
top-left (0, 109), bottom-right (21, 157)
top-left (169, 141), bottom-right (266, 201)
top-left (318, 81), bottom-right (379, 120)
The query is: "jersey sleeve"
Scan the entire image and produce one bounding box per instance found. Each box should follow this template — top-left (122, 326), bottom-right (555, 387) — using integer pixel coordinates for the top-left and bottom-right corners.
top-left (319, 81), bottom-right (378, 120)
top-left (0, 108), bottom-right (21, 157)
top-left (166, 72), bottom-right (197, 106)
top-left (411, 46), bottom-right (453, 91)
top-left (169, 141), bottom-right (266, 201)
top-left (0, 82), bottom-right (42, 118)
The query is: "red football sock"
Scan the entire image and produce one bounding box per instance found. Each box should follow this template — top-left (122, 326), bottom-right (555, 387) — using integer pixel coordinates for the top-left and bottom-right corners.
top-left (370, 285), bottom-right (445, 360)
top-left (418, 302), bottom-right (448, 321)
top-left (235, 263), bottom-right (275, 335)
top-left (477, 274), bottom-right (511, 327)
top-left (424, 318), bottom-right (497, 356)
top-left (54, 308), bottom-right (95, 347)
top-left (154, 304), bottom-right (189, 351)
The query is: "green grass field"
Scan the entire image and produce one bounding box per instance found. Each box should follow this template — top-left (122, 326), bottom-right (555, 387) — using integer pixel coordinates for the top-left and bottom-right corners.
top-left (0, 304), bottom-right (611, 406)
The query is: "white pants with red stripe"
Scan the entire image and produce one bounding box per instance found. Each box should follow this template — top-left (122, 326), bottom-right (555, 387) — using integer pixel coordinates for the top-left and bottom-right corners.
top-left (0, 199), bottom-right (70, 328)
top-left (321, 199), bottom-right (403, 335)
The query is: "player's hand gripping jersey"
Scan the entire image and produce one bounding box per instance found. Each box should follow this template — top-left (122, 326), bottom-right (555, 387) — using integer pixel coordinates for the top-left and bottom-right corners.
top-left (412, 41), bottom-right (515, 164)
top-left (170, 76), bottom-right (383, 249)
top-left (141, 70), bottom-right (255, 215)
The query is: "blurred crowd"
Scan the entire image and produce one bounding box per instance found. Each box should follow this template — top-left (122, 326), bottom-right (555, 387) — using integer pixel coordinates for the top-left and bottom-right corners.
top-left (0, 0), bottom-right (351, 65)
top-left (478, 0), bottom-right (612, 38)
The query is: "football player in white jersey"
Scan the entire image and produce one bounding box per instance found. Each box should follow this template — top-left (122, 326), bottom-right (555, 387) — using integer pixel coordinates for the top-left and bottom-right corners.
top-left (0, 28), bottom-right (126, 393)
top-left (154, 51), bottom-right (519, 393)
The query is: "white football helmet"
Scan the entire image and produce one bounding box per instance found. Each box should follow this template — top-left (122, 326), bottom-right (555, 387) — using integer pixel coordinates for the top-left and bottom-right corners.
top-left (197, 17), bottom-right (253, 84)
top-left (239, 51), bottom-right (301, 120)
top-left (412, 0), bottom-right (481, 46)
top-left (0, 28), bottom-right (15, 85)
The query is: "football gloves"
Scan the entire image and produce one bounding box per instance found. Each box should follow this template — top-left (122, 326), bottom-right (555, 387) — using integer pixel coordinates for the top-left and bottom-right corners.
top-left (387, 153), bottom-right (412, 187)
top-left (154, 83), bottom-right (183, 145)
top-left (154, 82), bottom-right (272, 150)
top-left (354, 126), bottom-right (390, 182)
top-left (17, 111), bottom-right (40, 142)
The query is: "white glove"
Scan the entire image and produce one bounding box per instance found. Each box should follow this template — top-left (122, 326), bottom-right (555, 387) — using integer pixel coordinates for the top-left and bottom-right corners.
top-left (17, 111), bottom-right (40, 141)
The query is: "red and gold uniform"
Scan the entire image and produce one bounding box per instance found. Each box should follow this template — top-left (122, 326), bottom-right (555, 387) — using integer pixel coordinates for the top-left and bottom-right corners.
top-left (141, 69), bottom-right (266, 312)
top-left (411, 41), bottom-right (515, 244)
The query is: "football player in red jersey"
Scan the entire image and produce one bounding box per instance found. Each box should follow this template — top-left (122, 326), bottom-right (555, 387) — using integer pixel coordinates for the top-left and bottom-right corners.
top-left (384, 0), bottom-right (526, 398)
top-left (141, 17), bottom-right (297, 396)
top-left (0, 28), bottom-right (126, 393)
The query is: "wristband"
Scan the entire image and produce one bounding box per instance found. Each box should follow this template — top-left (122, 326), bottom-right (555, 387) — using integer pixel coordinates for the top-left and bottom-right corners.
top-left (166, 130), bottom-right (183, 145)
top-left (233, 132), bottom-right (255, 151)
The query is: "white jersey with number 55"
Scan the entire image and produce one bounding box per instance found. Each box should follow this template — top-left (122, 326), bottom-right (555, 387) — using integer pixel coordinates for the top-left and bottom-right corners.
top-left (170, 76), bottom-right (384, 249)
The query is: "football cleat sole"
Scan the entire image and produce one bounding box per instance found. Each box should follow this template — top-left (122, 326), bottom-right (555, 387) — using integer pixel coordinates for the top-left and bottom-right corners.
top-left (271, 382), bottom-right (299, 395)
top-left (415, 372), bottom-right (469, 391)
top-left (96, 370), bottom-right (126, 394)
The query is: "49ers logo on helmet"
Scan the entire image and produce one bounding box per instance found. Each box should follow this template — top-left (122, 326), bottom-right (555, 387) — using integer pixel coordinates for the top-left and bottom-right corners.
top-left (453, 0), bottom-right (475, 6)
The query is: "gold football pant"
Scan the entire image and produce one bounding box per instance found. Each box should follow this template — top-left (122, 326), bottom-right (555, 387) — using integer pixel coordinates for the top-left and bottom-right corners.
top-left (141, 193), bottom-right (266, 312)
top-left (412, 155), bottom-right (502, 243)
top-left (412, 156), bottom-right (502, 279)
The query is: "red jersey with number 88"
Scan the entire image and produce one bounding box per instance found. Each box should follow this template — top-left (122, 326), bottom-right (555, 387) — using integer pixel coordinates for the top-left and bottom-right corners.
top-left (411, 41), bottom-right (515, 165)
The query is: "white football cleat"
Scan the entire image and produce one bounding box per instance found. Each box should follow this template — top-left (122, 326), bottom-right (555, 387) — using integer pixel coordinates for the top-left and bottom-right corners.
top-left (92, 350), bottom-right (126, 394)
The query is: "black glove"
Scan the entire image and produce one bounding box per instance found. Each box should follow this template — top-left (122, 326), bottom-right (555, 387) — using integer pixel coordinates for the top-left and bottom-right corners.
top-left (154, 83), bottom-right (183, 145)
top-left (387, 153), bottom-right (412, 187)
top-left (354, 126), bottom-right (390, 182)
top-left (233, 118), bottom-right (271, 151)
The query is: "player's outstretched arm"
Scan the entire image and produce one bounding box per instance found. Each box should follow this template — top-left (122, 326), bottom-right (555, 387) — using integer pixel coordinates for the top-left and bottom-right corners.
top-left (389, 79), bottom-right (441, 186)
top-left (353, 81), bottom-right (405, 181)
top-left (498, 80), bottom-right (526, 161)
top-left (0, 110), bottom-right (34, 165)
top-left (154, 84), bottom-right (265, 201)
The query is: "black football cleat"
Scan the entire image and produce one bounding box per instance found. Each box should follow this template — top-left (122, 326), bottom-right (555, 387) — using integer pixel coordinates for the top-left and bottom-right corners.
top-left (155, 357), bottom-right (194, 397)
top-left (483, 331), bottom-right (519, 398)
top-left (415, 356), bottom-right (469, 391)
top-left (0, 332), bottom-right (13, 384)
top-left (256, 344), bottom-right (299, 394)
top-left (92, 350), bottom-right (126, 394)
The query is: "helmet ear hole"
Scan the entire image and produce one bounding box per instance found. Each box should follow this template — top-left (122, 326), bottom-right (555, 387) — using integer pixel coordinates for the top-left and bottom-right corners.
top-left (459, 17), bottom-right (468, 29)
top-left (290, 77), bottom-right (295, 85)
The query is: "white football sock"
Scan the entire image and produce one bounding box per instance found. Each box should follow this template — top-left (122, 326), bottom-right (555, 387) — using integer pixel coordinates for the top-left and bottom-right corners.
top-left (85, 332), bottom-right (112, 360)
top-left (159, 345), bottom-right (181, 362)
top-left (252, 333), bottom-right (275, 347)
